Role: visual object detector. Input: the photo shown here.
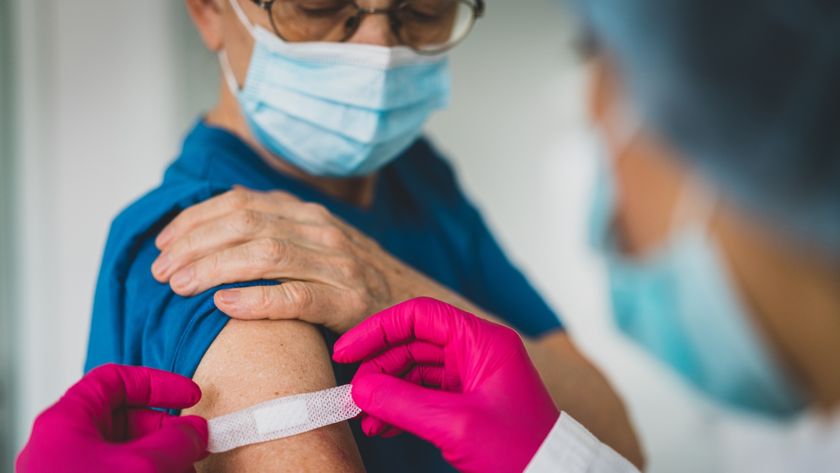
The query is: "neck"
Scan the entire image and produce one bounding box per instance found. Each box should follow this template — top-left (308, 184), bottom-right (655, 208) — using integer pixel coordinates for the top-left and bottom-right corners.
top-left (717, 208), bottom-right (840, 413)
top-left (205, 85), bottom-right (378, 208)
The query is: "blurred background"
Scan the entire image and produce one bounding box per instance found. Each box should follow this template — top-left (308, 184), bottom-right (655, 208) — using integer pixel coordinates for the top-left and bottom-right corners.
top-left (0, 0), bottom-right (788, 471)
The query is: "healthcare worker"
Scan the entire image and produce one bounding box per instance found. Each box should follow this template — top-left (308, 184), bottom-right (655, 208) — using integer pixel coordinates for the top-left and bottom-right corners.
top-left (16, 364), bottom-right (209, 473)
top-left (333, 0), bottom-right (840, 470)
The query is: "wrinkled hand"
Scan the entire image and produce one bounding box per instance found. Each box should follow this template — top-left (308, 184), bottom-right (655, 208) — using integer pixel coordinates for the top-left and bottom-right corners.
top-left (152, 187), bottom-right (424, 333)
top-left (16, 364), bottom-right (208, 473)
top-left (333, 298), bottom-right (560, 473)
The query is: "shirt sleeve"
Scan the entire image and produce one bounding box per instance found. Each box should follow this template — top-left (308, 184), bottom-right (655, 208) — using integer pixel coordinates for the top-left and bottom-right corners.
top-left (525, 413), bottom-right (640, 473)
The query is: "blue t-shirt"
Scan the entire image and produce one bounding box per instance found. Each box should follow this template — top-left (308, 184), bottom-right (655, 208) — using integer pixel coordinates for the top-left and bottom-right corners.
top-left (85, 121), bottom-right (563, 472)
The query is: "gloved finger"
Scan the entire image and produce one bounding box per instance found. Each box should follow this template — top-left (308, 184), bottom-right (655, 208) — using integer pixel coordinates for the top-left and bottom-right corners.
top-left (129, 415), bottom-right (209, 471)
top-left (169, 237), bottom-right (333, 296)
top-left (407, 365), bottom-right (445, 388)
top-left (353, 341), bottom-right (444, 377)
top-left (107, 407), bottom-right (168, 441)
top-left (156, 187), bottom-right (300, 250)
top-left (351, 373), bottom-right (461, 444)
top-left (360, 414), bottom-right (387, 437)
top-left (334, 298), bottom-right (472, 363)
top-left (63, 365), bottom-right (202, 421)
top-left (356, 364), bottom-right (444, 437)
top-left (123, 408), bottom-right (175, 438)
top-left (15, 444), bottom-right (32, 471)
top-left (355, 361), bottom-right (436, 437)
top-left (358, 414), bottom-right (399, 438)
top-left (350, 365), bottom-right (394, 436)
top-left (380, 426), bottom-right (402, 439)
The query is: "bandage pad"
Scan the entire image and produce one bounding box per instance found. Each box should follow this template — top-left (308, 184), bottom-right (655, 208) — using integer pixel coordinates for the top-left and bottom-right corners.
top-left (207, 384), bottom-right (362, 453)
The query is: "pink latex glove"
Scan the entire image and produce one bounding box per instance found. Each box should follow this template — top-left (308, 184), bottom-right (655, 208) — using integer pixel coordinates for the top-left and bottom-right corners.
top-left (17, 364), bottom-right (209, 473)
top-left (333, 297), bottom-right (560, 473)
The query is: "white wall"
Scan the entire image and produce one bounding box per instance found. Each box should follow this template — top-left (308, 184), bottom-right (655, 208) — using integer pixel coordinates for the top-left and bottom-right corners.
top-left (9, 1), bottom-right (770, 471)
top-left (11, 0), bottom-right (189, 452)
top-left (1, 0), bottom-right (17, 467)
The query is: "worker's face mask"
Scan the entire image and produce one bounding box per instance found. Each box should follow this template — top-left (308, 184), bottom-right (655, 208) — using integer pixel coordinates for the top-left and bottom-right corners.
top-left (220, 0), bottom-right (450, 177)
top-left (587, 102), bottom-right (806, 419)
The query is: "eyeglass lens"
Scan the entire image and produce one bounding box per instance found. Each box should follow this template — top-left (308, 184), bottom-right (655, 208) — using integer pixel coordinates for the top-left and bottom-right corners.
top-left (267, 0), bottom-right (478, 52)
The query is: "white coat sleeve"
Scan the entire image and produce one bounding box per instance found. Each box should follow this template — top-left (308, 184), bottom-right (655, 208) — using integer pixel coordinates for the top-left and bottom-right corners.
top-left (524, 413), bottom-right (641, 473)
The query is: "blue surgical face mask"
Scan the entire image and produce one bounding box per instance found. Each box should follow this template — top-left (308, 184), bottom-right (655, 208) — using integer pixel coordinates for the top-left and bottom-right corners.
top-left (221, 0), bottom-right (451, 177)
top-left (588, 139), bottom-right (807, 419)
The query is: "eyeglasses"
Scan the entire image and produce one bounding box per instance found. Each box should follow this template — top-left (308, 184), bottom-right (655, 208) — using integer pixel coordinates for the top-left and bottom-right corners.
top-left (249, 0), bottom-right (485, 54)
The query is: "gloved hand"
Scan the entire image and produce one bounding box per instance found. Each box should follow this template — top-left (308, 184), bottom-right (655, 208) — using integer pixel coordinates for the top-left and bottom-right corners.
top-left (17, 364), bottom-right (209, 473)
top-left (333, 297), bottom-right (560, 473)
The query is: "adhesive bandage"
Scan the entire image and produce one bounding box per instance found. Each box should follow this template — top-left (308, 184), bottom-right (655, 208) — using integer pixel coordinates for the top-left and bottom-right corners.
top-left (207, 384), bottom-right (362, 453)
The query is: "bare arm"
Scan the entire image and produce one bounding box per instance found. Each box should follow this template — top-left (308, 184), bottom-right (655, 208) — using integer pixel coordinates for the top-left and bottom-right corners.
top-left (183, 319), bottom-right (365, 472)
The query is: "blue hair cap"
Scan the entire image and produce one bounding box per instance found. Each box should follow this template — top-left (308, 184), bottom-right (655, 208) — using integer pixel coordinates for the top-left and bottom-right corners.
top-left (570, 0), bottom-right (840, 255)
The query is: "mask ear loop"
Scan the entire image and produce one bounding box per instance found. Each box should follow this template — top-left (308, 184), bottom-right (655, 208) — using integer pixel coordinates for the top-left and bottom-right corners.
top-left (229, 0), bottom-right (258, 37)
top-left (219, 51), bottom-right (242, 93)
top-left (218, 0), bottom-right (258, 94)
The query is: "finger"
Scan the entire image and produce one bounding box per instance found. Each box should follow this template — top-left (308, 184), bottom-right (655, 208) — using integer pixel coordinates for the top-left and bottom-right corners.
top-left (361, 414), bottom-right (389, 437)
top-left (356, 364), bottom-right (442, 437)
top-left (352, 342), bottom-right (443, 378)
top-left (64, 365), bottom-right (202, 420)
top-left (153, 211), bottom-right (316, 282)
top-left (129, 415), bottom-right (209, 471)
top-left (352, 373), bottom-right (461, 444)
top-left (156, 188), bottom-right (308, 250)
top-left (156, 188), bottom-right (300, 249)
top-left (351, 360), bottom-right (431, 437)
top-left (169, 238), bottom-right (333, 296)
top-left (359, 417), bottom-right (405, 438)
top-left (380, 426), bottom-right (402, 439)
top-left (123, 408), bottom-right (173, 438)
top-left (334, 298), bottom-right (472, 363)
top-left (215, 282), bottom-right (336, 325)
top-left (407, 365), bottom-right (445, 388)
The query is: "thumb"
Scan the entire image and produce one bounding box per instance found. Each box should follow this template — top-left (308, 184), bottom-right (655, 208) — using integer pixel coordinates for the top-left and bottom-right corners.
top-left (352, 374), bottom-right (461, 446)
top-left (129, 415), bottom-right (209, 471)
top-left (216, 283), bottom-right (328, 324)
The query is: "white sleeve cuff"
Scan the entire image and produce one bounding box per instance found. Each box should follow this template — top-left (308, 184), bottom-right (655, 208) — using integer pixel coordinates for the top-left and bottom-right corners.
top-left (524, 413), bottom-right (640, 473)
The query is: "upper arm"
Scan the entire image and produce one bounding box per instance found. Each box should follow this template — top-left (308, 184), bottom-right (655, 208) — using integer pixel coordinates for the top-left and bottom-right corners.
top-left (183, 319), bottom-right (365, 472)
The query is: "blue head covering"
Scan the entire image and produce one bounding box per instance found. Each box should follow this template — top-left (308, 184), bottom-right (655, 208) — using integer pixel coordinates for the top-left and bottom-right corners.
top-left (571, 0), bottom-right (840, 254)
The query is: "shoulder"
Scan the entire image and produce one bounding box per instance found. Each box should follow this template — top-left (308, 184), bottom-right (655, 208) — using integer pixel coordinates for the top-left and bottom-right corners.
top-left (392, 137), bottom-right (469, 206)
top-left (88, 180), bottom-right (231, 374)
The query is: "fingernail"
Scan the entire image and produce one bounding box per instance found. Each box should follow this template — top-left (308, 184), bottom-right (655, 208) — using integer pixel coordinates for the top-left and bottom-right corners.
top-left (217, 289), bottom-right (241, 304)
top-left (152, 253), bottom-right (171, 277)
top-left (171, 267), bottom-right (194, 292)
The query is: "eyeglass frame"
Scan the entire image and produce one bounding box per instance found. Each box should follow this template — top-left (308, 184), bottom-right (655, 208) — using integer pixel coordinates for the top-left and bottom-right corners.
top-left (248, 0), bottom-right (486, 54)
